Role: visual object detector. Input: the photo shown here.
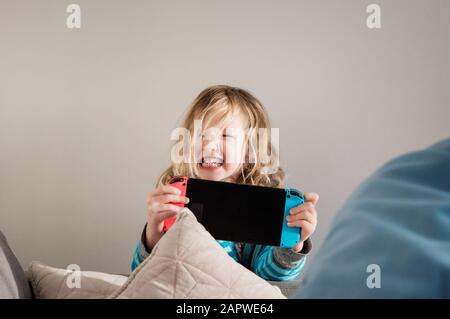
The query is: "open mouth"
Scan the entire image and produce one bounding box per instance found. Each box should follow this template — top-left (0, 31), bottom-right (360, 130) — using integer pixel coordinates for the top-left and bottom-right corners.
top-left (200, 156), bottom-right (224, 168)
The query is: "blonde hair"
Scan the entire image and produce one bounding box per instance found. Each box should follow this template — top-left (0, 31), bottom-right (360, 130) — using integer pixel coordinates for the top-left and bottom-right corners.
top-left (157, 85), bottom-right (285, 188)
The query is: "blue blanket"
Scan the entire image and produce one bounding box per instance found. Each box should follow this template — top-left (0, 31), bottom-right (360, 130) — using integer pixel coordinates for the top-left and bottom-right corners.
top-left (294, 138), bottom-right (450, 298)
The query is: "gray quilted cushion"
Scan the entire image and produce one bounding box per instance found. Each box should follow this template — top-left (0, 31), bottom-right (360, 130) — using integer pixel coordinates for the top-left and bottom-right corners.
top-left (0, 230), bottom-right (32, 299)
top-left (110, 208), bottom-right (287, 299)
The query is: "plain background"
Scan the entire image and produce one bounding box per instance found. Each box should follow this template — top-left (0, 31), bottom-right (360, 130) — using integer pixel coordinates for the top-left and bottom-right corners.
top-left (1, 0), bottom-right (449, 275)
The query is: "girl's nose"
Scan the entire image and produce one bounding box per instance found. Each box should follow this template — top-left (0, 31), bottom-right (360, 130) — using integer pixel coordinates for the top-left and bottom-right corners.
top-left (203, 134), bottom-right (222, 153)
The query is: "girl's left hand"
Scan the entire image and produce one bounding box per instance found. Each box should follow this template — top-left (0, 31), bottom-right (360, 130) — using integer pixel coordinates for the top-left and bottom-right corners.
top-left (286, 192), bottom-right (319, 253)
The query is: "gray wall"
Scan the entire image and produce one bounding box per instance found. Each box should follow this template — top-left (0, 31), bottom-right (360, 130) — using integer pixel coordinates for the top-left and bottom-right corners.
top-left (1, 0), bottom-right (449, 275)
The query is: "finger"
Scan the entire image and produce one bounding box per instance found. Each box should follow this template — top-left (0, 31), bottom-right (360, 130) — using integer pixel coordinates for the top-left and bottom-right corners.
top-left (300, 223), bottom-right (315, 241)
top-left (152, 207), bottom-right (181, 223)
top-left (154, 203), bottom-right (183, 214)
top-left (146, 190), bottom-right (158, 204)
top-left (304, 192), bottom-right (319, 205)
top-left (290, 202), bottom-right (314, 215)
top-left (154, 210), bottom-right (179, 222)
top-left (155, 185), bottom-right (182, 195)
top-left (287, 210), bottom-right (316, 224)
top-left (288, 221), bottom-right (316, 240)
top-left (154, 194), bottom-right (189, 205)
top-left (287, 219), bottom-right (314, 229)
top-left (298, 209), bottom-right (317, 221)
top-left (147, 186), bottom-right (182, 204)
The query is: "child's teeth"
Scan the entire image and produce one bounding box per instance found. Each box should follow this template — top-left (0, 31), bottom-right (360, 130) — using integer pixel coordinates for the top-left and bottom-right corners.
top-left (201, 157), bottom-right (223, 168)
top-left (203, 157), bottom-right (223, 164)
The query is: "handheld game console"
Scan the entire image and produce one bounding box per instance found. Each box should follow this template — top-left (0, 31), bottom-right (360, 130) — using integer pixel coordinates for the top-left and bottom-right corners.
top-left (163, 176), bottom-right (304, 248)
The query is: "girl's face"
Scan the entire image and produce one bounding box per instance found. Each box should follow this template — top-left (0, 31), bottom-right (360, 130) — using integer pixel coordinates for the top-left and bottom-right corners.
top-left (196, 114), bottom-right (247, 182)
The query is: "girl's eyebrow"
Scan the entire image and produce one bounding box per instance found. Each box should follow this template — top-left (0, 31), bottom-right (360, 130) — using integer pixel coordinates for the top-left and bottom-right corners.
top-left (224, 127), bottom-right (245, 132)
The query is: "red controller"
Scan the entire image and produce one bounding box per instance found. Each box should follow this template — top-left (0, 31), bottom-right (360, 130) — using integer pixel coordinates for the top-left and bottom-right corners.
top-left (162, 176), bottom-right (188, 232)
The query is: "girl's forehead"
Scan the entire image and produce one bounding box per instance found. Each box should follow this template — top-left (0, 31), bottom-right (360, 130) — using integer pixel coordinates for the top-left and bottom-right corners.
top-left (202, 108), bottom-right (249, 130)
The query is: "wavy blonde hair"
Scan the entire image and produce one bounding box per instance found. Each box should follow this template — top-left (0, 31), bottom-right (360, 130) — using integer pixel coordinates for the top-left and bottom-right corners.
top-left (157, 85), bottom-right (285, 188)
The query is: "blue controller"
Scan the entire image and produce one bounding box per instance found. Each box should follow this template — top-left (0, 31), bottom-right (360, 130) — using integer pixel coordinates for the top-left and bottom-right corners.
top-left (280, 189), bottom-right (305, 248)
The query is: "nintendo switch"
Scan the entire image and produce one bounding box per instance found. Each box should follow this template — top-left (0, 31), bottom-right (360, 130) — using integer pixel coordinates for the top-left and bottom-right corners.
top-left (163, 176), bottom-right (304, 248)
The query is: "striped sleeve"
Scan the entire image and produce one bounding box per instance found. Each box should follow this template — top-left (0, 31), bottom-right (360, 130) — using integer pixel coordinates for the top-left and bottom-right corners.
top-left (217, 240), bottom-right (240, 262)
top-left (131, 224), bottom-right (151, 272)
top-left (249, 239), bottom-right (312, 281)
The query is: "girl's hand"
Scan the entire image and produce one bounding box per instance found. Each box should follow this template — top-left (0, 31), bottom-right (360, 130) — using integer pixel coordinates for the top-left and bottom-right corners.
top-left (286, 192), bottom-right (319, 253)
top-left (145, 185), bottom-right (190, 249)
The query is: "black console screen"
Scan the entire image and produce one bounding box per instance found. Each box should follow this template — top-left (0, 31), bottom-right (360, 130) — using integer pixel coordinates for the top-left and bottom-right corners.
top-left (185, 178), bottom-right (286, 246)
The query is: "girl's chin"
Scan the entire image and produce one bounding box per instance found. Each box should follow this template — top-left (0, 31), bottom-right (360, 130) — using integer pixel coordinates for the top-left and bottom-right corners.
top-left (197, 163), bottom-right (226, 180)
top-left (196, 164), bottom-right (240, 182)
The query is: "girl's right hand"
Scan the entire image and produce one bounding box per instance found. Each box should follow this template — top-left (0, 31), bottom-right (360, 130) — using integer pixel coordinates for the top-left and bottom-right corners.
top-left (145, 185), bottom-right (190, 249)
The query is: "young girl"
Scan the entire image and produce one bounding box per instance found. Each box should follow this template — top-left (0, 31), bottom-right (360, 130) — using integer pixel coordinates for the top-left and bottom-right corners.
top-left (131, 85), bottom-right (319, 281)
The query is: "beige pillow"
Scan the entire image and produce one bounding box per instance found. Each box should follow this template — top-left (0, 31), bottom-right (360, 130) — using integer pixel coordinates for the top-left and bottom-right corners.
top-left (28, 261), bottom-right (127, 299)
top-left (110, 208), bottom-right (286, 299)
